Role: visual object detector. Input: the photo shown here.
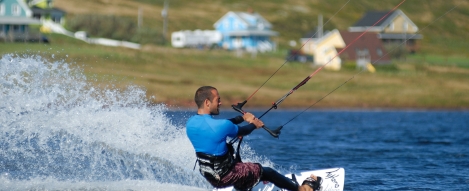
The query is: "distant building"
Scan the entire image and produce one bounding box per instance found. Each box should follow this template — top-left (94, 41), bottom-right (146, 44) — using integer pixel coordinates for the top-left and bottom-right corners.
top-left (299, 29), bottom-right (390, 71)
top-left (300, 29), bottom-right (345, 71)
top-left (24, 0), bottom-right (51, 8)
top-left (338, 31), bottom-right (391, 67)
top-left (349, 9), bottom-right (422, 53)
top-left (25, 0), bottom-right (66, 24)
top-left (0, 0), bottom-right (42, 42)
top-left (213, 11), bottom-right (278, 52)
top-left (171, 29), bottom-right (222, 48)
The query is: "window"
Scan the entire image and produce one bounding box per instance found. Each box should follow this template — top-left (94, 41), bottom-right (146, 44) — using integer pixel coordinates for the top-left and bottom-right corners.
top-left (12, 4), bottom-right (21, 16)
top-left (257, 22), bottom-right (264, 30)
top-left (356, 48), bottom-right (370, 57)
top-left (235, 21), bottom-right (242, 30)
top-left (363, 48), bottom-right (369, 55)
top-left (376, 48), bottom-right (383, 57)
top-left (12, 25), bottom-right (21, 32)
top-left (0, 4), bottom-right (4, 15)
top-left (403, 21), bottom-right (408, 31)
top-left (53, 16), bottom-right (62, 23)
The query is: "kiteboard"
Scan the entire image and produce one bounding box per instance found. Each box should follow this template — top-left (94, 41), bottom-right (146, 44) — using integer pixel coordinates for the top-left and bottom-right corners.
top-left (215, 167), bottom-right (345, 191)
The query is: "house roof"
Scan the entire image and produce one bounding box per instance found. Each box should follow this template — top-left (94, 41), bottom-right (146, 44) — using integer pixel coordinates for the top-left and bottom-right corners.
top-left (378, 33), bottom-right (423, 40)
top-left (338, 31), bottom-right (391, 64)
top-left (19, 0), bottom-right (34, 17)
top-left (0, 17), bottom-right (41, 25)
top-left (31, 6), bottom-right (67, 15)
top-left (352, 11), bottom-right (394, 27)
top-left (214, 11), bottom-right (273, 29)
top-left (300, 29), bottom-right (344, 47)
top-left (227, 30), bottom-right (278, 36)
top-left (236, 11), bottom-right (272, 28)
top-left (302, 28), bottom-right (331, 39)
top-left (349, 9), bottom-right (418, 33)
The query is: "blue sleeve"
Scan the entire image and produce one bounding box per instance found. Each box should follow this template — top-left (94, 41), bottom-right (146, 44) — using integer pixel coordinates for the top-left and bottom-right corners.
top-left (221, 120), bottom-right (238, 138)
top-left (237, 124), bottom-right (256, 136)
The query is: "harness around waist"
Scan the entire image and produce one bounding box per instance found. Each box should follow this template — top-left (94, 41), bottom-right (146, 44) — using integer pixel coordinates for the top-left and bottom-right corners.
top-left (196, 152), bottom-right (235, 180)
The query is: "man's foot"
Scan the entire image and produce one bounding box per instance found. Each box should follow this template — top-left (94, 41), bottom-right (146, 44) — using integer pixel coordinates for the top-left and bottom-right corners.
top-left (300, 174), bottom-right (322, 191)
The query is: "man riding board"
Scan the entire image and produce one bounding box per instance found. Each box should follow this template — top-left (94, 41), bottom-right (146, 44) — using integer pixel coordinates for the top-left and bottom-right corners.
top-left (186, 86), bottom-right (321, 191)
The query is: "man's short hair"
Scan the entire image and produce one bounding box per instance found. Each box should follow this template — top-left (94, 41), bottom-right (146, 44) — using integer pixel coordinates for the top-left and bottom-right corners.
top-left (194, 86), bottom-right (217, 108)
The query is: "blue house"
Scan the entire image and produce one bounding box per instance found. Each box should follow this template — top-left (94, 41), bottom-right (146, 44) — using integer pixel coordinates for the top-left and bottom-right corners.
top-left (214, 11), bottom-right (278, 52)
top-left (0, 0), bottom-right (42, 42)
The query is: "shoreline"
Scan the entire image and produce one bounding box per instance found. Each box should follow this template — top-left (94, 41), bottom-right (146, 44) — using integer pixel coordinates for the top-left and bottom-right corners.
top-left (165, 105), bottom-right (469, 112)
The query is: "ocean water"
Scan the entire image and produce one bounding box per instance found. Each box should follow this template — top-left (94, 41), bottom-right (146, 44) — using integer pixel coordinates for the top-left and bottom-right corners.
top-left (1, 54), bottom-right (468, 190)
top-left (204, 109), bottom-right (469, 190)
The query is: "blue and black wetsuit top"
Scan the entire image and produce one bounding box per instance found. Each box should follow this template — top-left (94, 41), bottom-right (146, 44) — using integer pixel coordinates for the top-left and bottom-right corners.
top-left (186, 114), bottom-right (256, 179)
top-left (186, 114), bottom-right (238, 156)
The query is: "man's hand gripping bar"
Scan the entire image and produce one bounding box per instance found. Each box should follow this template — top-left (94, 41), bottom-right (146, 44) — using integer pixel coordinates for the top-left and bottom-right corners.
top-left (232, 101), bottom-right (283, 138)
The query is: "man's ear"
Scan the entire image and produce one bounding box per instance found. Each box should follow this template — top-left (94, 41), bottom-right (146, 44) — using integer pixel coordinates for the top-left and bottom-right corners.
top-left (204, 99), bottom-right (210, 108)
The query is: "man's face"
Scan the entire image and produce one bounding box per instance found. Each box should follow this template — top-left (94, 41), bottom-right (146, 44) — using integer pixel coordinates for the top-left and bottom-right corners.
top-left (208, 89), bottom-right (221, 115)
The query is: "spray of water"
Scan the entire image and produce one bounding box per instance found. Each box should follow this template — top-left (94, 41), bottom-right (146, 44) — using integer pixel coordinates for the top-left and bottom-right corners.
top-left (0, 54), bottom-right (214, 190)
top-left (0, 54), bottom-right (274, 190)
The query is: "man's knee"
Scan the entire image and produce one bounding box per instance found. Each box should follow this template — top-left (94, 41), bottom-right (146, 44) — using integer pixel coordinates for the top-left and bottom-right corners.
top-left (298, 184), bottom-right (314, 191)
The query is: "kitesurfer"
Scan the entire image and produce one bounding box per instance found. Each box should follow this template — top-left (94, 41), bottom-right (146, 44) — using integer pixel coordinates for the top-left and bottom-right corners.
top-left (186, 86), bottom-right (322, 191)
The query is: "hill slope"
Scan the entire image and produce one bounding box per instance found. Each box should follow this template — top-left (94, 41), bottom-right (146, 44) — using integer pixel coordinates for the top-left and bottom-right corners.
top-left (5, 0), bottom-right (464, 109)
top-left (54, 0), bottom-right (469, 56)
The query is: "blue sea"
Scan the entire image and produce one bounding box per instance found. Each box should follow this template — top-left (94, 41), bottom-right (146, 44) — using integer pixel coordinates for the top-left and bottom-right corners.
top-left (205, 109), bottom-right (469, 190)
top-left (1, 54), bottom-right (468, 190)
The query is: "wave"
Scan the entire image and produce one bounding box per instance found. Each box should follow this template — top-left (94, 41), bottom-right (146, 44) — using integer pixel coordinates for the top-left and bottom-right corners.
top-left (0, 53), bottom-right (274, 190)
top-left (0, 54), bottom-right (209, 189)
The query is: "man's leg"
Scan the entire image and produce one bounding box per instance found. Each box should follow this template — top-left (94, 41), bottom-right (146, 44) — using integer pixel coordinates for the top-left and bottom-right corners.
top-left (261, 167), bottom-right (299, 191)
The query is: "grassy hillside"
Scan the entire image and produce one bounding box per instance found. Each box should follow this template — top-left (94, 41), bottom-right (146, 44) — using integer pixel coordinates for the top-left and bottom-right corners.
top-left (2, 33), bottom-right (468, 109)
top-left (54, 0), bottom-right (469, 56)
top-left (1, 0), bottom-right (468, 110)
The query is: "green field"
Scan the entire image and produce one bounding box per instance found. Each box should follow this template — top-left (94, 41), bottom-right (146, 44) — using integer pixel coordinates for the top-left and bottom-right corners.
top-left (2, 33), bottom-right (468, 110)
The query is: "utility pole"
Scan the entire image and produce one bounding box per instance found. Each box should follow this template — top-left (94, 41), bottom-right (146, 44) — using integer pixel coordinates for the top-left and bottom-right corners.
top-left (318, 14), bottom-right (323, 38)
top-left (161, 0), bottom-right (168, 44)
top-left (138, 7), bottom-right (143, 28)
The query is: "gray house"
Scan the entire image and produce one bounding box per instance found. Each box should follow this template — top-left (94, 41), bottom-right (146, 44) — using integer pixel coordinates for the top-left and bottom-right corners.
top-left (0, 0), bottom-right (42, 42)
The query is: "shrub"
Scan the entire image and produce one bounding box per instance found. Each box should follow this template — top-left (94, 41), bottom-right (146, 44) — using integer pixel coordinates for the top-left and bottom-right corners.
top-left (131, 27), bottom-right (165, 45)
top-left (65, 14), bottom-right (164, 44)
top-left (384, 43), bottom-right (408, 60)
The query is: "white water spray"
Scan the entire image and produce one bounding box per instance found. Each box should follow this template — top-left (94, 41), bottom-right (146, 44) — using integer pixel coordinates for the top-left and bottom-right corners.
top-left (0, 54), bottom-right (212, 190)
top-left (0, 54), bottom-right (274, 190)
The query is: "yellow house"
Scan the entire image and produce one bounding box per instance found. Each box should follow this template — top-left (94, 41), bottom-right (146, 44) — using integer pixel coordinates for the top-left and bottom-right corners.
top-left (300, 29), bottom-right (345, 71)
